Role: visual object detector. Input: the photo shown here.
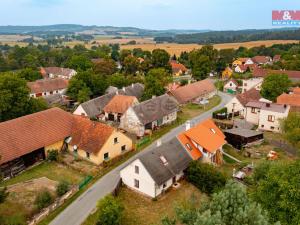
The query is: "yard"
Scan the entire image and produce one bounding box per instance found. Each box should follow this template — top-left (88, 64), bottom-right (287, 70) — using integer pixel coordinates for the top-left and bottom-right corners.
top-left (83, 181), bottom-right (205, 225)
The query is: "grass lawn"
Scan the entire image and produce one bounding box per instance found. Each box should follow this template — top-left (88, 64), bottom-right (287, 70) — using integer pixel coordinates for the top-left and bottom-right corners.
top-left (1, 162), bottom-right (85, 187)
top-left (83, 181), bottom-right (205, 225)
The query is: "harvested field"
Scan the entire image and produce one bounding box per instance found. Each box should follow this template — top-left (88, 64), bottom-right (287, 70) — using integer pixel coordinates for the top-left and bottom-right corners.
top-left (121, 40), bottom-right (300, 55)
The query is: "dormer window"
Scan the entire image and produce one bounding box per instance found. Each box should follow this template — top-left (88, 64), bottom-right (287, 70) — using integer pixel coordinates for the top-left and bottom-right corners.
top-left (186, 143), bottom-right (192, 150)
top-left (160, 155), bottom-right (168, 165)
top-left (210, 128), bottom-right (216, 134)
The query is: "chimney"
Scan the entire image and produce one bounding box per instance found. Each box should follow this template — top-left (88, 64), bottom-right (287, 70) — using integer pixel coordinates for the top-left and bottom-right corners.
top-left (185, 120), bottom-right (191, 131)
top-left (284, 104), bottom-right (287, 108)
top-left (156, 139), bottom-right (162, 147)
top-left (266, 103), bottom-right (270, 107)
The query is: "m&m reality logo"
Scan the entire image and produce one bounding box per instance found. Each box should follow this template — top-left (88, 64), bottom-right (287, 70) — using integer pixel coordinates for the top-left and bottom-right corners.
top-left (272, 10), bottom-right (300, 26)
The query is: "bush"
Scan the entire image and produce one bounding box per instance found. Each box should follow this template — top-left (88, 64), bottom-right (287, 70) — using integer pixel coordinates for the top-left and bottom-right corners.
top-left (0, 187), bottom-right (8, 203)
top-left (56, 181), bottom-right (70, 197)
top-left (47, 150), bottom-right (59, 161)
top-left (97, 194), bottom-right (124, 225)
top-left (34, 190), bottom-right (53, 210)
top-left (212, 107), bottom-right (227, 118)
top-left (186, 161), bottom-right (226, 194)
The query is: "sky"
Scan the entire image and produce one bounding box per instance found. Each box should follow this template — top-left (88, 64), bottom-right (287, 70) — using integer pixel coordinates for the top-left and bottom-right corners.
top-left (0, 0), bottom-right (300, 30)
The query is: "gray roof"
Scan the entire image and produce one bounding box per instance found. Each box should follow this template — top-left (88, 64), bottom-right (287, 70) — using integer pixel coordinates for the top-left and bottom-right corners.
top-left (139, 138), bottom-right (192, 186)
top-left (132, 94), bottom-right (178, 125)
top-left (224, 128), bottom-right (263, 138)
top-left (79, 83), bottom-right (144, 118)
top-left (261, 103), bottom-right (289, 113)
top-left (246, 101), bottom-right (265, 109)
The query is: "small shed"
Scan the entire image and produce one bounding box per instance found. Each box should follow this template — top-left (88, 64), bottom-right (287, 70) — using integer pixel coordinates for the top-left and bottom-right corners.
top-left (224, 128), bottom-right (264, 150)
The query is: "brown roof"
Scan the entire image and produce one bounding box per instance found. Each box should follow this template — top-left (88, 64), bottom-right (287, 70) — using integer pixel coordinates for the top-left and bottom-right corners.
top-left (292, 87), bottom-right (300, 95)
top-left (251, 56), bottom-right (271, 64)
top-left (277, 93), bottom-right (300, 107)
top-left (253, 68), bottom-right (300, 79)
top-left (273, 55), bottom-right (281, 62)
top-left (27, 78), bottom-right (69, 94)
top-left (0, 108), bottom-right (74, 164)
top-left (103, 95), bottom-right (137, 114)
top-left (41, 67), bottom-right (75, 78)
top-left (170, 79), bottom-right (216, 104)
top-left (236, 88), bottom-right (261, 106)
top-left (70, 116), bottom-right (114, 154)
top-left (225, 79), bottom-right (238, 86)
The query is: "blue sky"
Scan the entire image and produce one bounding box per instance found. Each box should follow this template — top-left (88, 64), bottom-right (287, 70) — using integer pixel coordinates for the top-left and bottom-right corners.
top-left (1, 0), bottom-right (300, 30)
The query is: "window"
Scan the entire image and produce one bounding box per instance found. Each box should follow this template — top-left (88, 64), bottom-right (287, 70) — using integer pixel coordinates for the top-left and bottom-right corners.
top-left (210, 128), bottom-right (216, 134)
top-left (203, 149), bottom-right (207, 154)
top-left (261, 125), bottom-right (264, 128)
top-left (270, 126), bottom-right (275, 130)
top-left (244, 83), bottom-right (247, 86)
top-left (73, 145), bottom-right (78, 154)
top-left (268, 115), bottom-right (275, 122)
top-left (163, 183), bottom-right (167, 188)
top-left (135, 165), bottom-right (139, 174)
top-left (50, 91), bottom-right (53, 94)
top-left (104, 152), bottom-right (109, 160)
top-left (134, 179), bottom-right (139, 188)
top-left (251, 107), bottom-right (256, 113)
top-left (56, 90), bottom-right (58, 93)
top-left (114, 137), bottom-right (118, 144)
top-left (230, 83), bottom-right (232, 86)
top-left (86, 152), bottom-right (90, 159)
top-left (186, 143), bottom-right (192, 150)
top-left (121, 145), bottom-right (126, 151)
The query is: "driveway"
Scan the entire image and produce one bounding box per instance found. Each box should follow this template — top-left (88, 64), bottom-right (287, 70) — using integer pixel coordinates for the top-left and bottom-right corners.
top-left (50, 92), bottom-right (232, 225)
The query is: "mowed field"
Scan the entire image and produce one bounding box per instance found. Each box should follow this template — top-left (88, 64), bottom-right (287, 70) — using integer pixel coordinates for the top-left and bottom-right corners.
top-left (121, 40), bottom-right (300, 55)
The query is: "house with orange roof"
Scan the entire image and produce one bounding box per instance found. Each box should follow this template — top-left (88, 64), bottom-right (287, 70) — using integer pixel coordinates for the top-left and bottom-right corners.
top-left (277, 92), bottom-right (300, 112)
top-left (222, 67), bottom-right (233, 79)
top-left (232, 58), bottom-right (254, 67)
top-left (170, 60), bottom-right (188, 77)
top-left (177, 119), bottom-right (226, 165)
top-left (103, 95), bottom-right (139, 122)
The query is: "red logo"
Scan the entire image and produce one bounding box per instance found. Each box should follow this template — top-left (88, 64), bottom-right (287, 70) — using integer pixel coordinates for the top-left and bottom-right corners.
top-left (272, 10), bottom-right (300, 21)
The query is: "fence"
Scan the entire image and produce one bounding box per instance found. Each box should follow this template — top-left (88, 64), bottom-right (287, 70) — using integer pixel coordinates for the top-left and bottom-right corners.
top-left (78, 175), bottom-right (93, 190)
top-left (111, 178), bottom-right (122, 197)
top-left (136, 136), bottom-right (151, 149)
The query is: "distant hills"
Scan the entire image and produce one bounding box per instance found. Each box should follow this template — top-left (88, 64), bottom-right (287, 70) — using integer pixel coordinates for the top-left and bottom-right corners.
top-left (0, 24), bottom-right (210, 37)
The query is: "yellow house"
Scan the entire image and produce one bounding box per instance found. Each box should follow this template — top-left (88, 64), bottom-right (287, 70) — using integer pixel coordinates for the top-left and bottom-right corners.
top-left (222, 67), bottom-right (233, 79)
top-left (67, 116), bottom-right (133, 165)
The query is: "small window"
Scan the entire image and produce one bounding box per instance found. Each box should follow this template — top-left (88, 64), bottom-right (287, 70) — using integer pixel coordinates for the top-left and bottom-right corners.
top-left (210, 128), bottom-right (216, 134)
top-left (270, 126), bottom-right (275, 130)
top-left (121, 145), bottom-right (126, 151)
top-left (163, 183), bottom-right (167, 188)
top-left (261, 125), bottom-right (264, 128)
top-left (186, 143), bottom-right (192, 150)
top-left (251, 107), bottom-right (256, 113)
top-left (134, 179), bottom-right (139, 188)
top-left (50, 91), bottom-right (53, 94)
top-left (114, 137), bottom-right (118, 144)
top-left (86, 152), bottom-right (90, 159)
top-left (268, 115), bottom-right (275, 122)
top-left (203, 149), bottom-right (207, 154)
top-left (244, 83), bottom-right (247, 86)
top-left (230, 83), bottom-right (232, 86)
top-left (135, 165), bottom-right (139, 174)
top-left (56, 90), bottom-right (58, 93)
top-left (104, 152), bottom-right (109, 160)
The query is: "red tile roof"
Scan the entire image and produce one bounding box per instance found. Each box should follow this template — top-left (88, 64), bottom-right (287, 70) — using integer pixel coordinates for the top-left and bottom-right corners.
top-left (273, 55), bottom-right (281, 62)
top-left (40, 67), bottom-right (75, 78)
top-left (252, 56), bottom-right (271, 64)
top-left (292, 87), bottom-right (300, 95)
top-left (169, 79), bottom-right (216, 104)
top-left (0, 108), bottom-right (74, 164)
top-left (277, 93), bottom-right (300, 107)
top-left (170, 61), bottom-right (187, 73)
top-left (27, 78), bottom-right (69, 94)
top-left (178, 119), bottom-right (226, 160)
top-left (253, 68), bottom-right (300, 79)
top-left (236, 88), bottom-right (262, 106)
top-left (70, 116), bottom-right (114, 154)
top-left (103, 95), bottom-right (137, 114)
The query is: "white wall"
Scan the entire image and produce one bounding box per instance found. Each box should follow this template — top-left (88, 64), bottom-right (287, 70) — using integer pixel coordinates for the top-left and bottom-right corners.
top-left (120, 107), bottom-right (145, 136)
top-left (224, 81), bottom-right (237, 91)
top-left (120, 159), bottom-right (156, 198)
top-left (30, 88), bottom-right (67, 98)
top-left (258, 106), bottom-right (290, 132)
top-left (225, 98), bottom-right (245, 116)
top-left (162, 111), bottom-right (177, 125)
top-left (242, 78), bottom-right (263, 93)
top-left (73, 105), bottom-right (88, 116)
top-left (245, 107), bottom-right (260, 125)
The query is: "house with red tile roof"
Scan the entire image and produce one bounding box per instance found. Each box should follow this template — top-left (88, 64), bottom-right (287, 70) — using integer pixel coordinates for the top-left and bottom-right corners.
top-left (253, 68), bottom-right (300, 82)
top-left (169, 79), bottom-right (216, 104)
top-left (27, 78), bottom-right (69, 98)
top-left (251, 56), bottom-right (272, 65)
top-left (277, 93), bottom-right (300, 112)
top-left (169, 60), bottom-right (188, 76)
top-left (177, 119), bottom-right (226, 165)
top-left (223, 79), bottom-right (238, 93)
top-left (0, 108), bottom-right (133, 178)
top-left (103, 95), bottom-right (139, 122)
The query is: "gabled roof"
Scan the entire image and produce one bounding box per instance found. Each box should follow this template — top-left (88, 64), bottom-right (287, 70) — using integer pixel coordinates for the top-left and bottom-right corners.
top-left (225, 79), bottom-right (238, 87)
top-left (27, 78), bottom-right (69, 94)
top-left (260, 103), bottom-right (289, 113)
top-left (273, 55), bottom-right (281, 62)
top-left (170, 60), bottom-right (187, 73)
top-left (70, 116), bottom-right (114, 154)
top-left (253, 68), bottom-right (300, 79)
top-left (138, 138), bottom-right (192, 186)
top-left (0, 108), bottom-right (74, 164)
top-left (41, 67), bottom-right (75, 78)
top-left (251, 56), bottom-right (271, 64)
top-left (225, 128), bottom-right (263, 138)
top-left (178, 119), bottom-right (226, 159)
top-left (292, 87), bottom-right (300, 95)
top-left (103, 95), bottom-right (137, 114)
top-left (236, 88), bottom-right (261, 106)
top-left (132, 94), bottom-right (178, 125)
top-left (169, 79), bottom-right (216, 104)
top-left (277, 93), bottom-right (300, 107)
top-left (78, 83), bottom-right (144, 118)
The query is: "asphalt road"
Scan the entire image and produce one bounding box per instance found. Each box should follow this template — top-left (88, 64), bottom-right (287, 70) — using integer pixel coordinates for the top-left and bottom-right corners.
top-left (50, 92), bottom-right (232, 225)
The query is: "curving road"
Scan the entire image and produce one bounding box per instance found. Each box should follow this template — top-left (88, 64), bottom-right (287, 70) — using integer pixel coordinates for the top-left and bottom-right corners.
top-left (50, 92), bottom-right (232, 225)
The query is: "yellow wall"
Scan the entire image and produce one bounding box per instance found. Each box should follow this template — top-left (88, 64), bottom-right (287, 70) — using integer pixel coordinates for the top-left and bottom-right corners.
top-left (68, 130), bottom-right (133, 165)
top-left (44, 140), bottom-right (65, 155)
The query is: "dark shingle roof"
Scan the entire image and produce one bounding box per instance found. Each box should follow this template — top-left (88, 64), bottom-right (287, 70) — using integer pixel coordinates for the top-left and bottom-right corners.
top-left (224, 128), bottom-right (263, 138)
top-left (236, 88), bottom-right (261, 106)
top-left (79, 83), bottom-right (144, 118)
top-left (139, 138), bottom-right (192, 186)
top-left (132, 94), bottom-right (178, 125)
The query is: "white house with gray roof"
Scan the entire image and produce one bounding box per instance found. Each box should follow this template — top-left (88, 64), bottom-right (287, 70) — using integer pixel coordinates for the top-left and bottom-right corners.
top-left (120, 94), bottom-right (178, 137)
top-left (73, 83), bottom-right (144, 118)
top-left (120, 138), bottom-right (192, 198)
